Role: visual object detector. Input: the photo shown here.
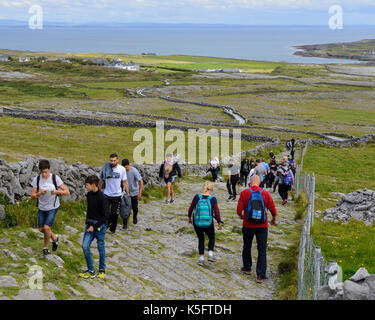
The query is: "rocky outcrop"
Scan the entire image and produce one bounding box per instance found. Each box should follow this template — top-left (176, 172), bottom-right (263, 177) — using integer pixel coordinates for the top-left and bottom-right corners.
top-left (316, 189), bottom-right (375, 226)
top-left (318, 268), bottom-right (375, 300)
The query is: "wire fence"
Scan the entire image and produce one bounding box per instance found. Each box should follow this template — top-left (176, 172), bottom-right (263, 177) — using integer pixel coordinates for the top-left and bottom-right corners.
top-left (294, 144), bottom-right (341, 300)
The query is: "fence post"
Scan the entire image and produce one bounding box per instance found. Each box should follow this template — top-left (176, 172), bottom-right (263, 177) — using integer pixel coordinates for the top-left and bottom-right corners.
top-left (313, 246), bottom-right (321, 300)
top-left (310, 173), bottom-right (315, 227)
top-left (298, 224), bottom-right (307, 300)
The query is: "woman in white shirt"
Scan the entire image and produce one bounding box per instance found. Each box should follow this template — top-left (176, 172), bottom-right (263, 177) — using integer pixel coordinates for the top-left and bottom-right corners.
top-left (208, 156), bottom-right (220, 182)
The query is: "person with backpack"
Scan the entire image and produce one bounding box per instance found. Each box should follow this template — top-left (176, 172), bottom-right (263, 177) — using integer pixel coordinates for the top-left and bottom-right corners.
top-left (275, 160), bottom-right (294, 205)
top-left (121, 159), bottom-right (143, 230)
top-left (240, 155), bottom-right (250, 187)
top-left (226, 159), bottom-right (240, 201)
top-left (207, 156), bottom-right (220, 183)
top-left (159, 154), bottom-right (182, 204)
top-left (80, 175), bottom-right (108, 279)
top-left (99, 153), bottom-right (129, 234)
top-left (237, 175), bottom-right (277, 284)
top-left (188, 181), bottom-right (223, 266)
top-left (31, 159), bottom-right (70, 256)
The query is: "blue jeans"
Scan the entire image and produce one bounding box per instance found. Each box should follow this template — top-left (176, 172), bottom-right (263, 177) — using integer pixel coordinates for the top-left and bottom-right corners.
top-left (37, 208), bottom-right (58, 228)
top-left (242, 227), bottom-right (268, 278)
top-left (82, 224), bottom-right (106, 273)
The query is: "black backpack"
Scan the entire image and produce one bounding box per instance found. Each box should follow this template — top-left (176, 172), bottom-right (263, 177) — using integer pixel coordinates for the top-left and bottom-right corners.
top-left (36, 174), bottom-right (59, 207)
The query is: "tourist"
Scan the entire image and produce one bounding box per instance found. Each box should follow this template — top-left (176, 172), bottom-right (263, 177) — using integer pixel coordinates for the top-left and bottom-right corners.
top-left (240, 154), bottom-right (251, 187)
top-left (254, 159), bottom-right (267, 188)
top-left (236, 175), bottom-right (277, 283)
top-left (159, 154), bottom-right (182, 204)
top-left (80, 175), bottom-right (108, 279)
top-left (226, 158), bottom-right (240, 201)
top-left (99, 153), bottom-right (129, 234)
top-left (188, 181), bottom-right (223, 266)
top-left (31, 159), bottom-right (70, 256)
top-left (275, 160), bottom-right (294, 205)
top-left (121, 159), bottom-right (143, 229)
top-left (208, 156), bottom-right (220, 183)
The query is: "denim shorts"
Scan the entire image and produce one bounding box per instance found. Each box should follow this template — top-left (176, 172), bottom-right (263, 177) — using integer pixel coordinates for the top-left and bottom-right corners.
top-left (164, 176), bottom-right (176, 185)
top-left (37, 208), bottom-right (58, 228)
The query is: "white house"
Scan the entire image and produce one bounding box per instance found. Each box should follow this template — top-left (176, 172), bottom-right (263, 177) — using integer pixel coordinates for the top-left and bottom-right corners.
top-left (19, 57), bottom-right (30, 62)
top-left (105, 60), bottom-right (140, 71)
top-left (0, 55), bottom-right (9, 62)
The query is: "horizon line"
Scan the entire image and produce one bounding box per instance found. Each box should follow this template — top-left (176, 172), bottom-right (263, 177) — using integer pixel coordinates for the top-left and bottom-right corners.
top-left (1, 20), bottom-right (375, 27)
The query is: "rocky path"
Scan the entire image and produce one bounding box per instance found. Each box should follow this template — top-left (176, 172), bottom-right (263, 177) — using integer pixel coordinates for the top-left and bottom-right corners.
top-left (0, 172), bottom-right (298, 300)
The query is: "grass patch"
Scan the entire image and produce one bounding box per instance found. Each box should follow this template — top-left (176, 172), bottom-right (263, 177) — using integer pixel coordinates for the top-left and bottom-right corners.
top-left (311, 218), bottom-right (375, 280)
top-left (303, 143), bottom-right (375, 194)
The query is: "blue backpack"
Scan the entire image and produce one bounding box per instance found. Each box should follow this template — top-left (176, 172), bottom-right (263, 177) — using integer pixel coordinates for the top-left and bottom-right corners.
top-left (246, 189), bottom-right (266, 224)
top-left (194, 194), bottom-right (213, 228)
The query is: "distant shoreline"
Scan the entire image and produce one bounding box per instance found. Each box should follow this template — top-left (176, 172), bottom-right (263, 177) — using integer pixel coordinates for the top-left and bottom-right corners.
top-left (293, 39), bottom-right (375, 63)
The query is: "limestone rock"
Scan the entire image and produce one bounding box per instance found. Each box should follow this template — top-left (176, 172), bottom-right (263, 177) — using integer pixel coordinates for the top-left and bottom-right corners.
top-left (0, 275), bottom-right (18, 287)
top-left (343, 280), bottom-right (370, 300)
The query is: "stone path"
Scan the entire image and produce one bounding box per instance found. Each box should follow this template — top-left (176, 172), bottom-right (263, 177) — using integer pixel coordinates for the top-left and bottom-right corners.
top-left (0, 171), bottom-right (298, 300)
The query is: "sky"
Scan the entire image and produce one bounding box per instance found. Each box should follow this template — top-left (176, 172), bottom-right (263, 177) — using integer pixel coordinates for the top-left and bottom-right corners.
top-left (0, 0), bottom-right (375, 25)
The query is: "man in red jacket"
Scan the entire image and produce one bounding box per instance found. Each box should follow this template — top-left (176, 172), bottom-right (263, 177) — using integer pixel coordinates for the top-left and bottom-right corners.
top-left (237, 175), bottom-right (277, 283)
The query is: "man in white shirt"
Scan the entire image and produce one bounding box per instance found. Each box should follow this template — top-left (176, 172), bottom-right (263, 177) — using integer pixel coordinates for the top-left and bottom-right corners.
top-left (31, 159), bottom-right (70, 256)
top-left (99, 153), bottom-right (129, 234)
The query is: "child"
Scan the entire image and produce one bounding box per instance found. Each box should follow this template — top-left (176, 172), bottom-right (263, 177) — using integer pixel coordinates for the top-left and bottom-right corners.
top-left (80, 175), bottom-right (109, 279)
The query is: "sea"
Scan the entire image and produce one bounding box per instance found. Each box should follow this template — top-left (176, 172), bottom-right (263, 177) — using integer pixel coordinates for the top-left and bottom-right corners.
top-left (1, 24), bottom-right (375, 64)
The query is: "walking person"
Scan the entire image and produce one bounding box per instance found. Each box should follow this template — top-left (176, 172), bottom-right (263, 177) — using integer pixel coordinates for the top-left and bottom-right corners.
top-left (159, 154), bottom-right (182, 204)
top-left (207, 156), bottom-right (220, 183)
top-left (266, 158), bottom-right (277, 189)
top-left (188, 181), bottom-right (223, 266)
top-left (237, 175), bottom-right (277, 283)
top-left (31, 159), bottom-right (70, 256)
top-left (275, 160), bottom-right (294, 205)
top-left (226, 159), bottom-right (240, 201)
top-left (99, 153), bottom-right (129, 234)
top-left (246, 162), bottom-right (256, 187)
top-left (80, 175), bottom-right (108, 279)
top-left (253, 159), bottom-right (267, 188)
top-left (240, 155), bottom-right (250, 187)
top-left (121, 159), bottom-right (143, 229)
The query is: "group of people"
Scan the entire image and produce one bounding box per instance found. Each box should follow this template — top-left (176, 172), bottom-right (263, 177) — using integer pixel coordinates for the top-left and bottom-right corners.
top-left (208, 151), bottom-right (296, 207)
top-left (29, 144), bottom-right (296, 284)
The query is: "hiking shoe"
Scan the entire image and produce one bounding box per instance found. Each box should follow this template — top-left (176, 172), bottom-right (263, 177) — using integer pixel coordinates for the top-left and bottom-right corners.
top-left (133, 216), bottom-right (138, 225)
top-left (43, 248), bottom-right (51, 256)
top-left (164, 200), bottom-right (169, 204)
top-left (241, 267), bottom-right (253, 275)
top-left (170, 198), bottom-right (175, 204)
top-left (208, 255), bottom-right (216, 263)
top-left (52, 235), bottom-right (59, 252)
top-left (97, 270), bottom-right (106, 279)
top-left (197, 259), bottom-right (205, 266)
top-left (122, 224), bottom-right (128, 230)
top-left (228, 195), bottom-right (233, 200)
top-left (232, 197), bottom-right (236, 201)
top-left (79, 270), bottom-right (96, 279)
top-left (256, 276), bottom-right (267, 284)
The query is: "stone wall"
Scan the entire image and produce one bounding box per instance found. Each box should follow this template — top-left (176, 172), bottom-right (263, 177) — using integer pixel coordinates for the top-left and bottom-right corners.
top-left (0, 156), bottom-right (212, 206)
